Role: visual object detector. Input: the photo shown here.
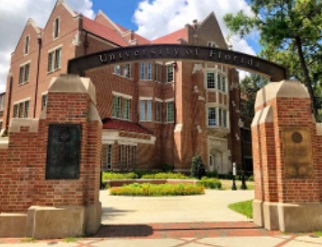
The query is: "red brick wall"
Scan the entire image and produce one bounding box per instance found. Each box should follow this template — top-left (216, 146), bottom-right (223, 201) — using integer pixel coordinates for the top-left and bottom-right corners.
top-left (252, 88), bottom-right (322, 204)
top-left (0, 79), bottom-right (101, 213)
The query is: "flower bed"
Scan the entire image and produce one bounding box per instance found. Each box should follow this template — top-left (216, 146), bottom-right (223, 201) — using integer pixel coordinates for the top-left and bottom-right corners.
top-left (106, 179), bottom-right (197, 188)
top-left (110, 183), bottom-right (204, 196)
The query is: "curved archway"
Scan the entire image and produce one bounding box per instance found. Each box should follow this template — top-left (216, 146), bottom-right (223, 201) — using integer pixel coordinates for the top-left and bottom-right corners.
top-left (68, 44), bottom-right (287, 81)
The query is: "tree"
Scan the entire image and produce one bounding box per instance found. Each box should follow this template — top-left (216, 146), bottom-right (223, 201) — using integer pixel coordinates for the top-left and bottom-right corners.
top-left (224, 0), bottom-right (322, 120)
top-left (191, 155), bottom-right (206, 180)
top-left (240, 74), bottom-right (269, 120)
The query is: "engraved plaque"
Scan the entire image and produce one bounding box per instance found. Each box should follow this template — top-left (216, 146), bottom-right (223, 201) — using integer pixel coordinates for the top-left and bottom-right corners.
top-left (284, 128), bottom-right (313, 179)
top-left (46, 124), bottom-right (81, 179)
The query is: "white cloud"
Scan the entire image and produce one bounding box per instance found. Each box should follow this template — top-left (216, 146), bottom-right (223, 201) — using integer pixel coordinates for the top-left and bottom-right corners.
top-left (0, 0), bottom-right (94, 92)
top-left (134, 0), bottom-right (257, 81)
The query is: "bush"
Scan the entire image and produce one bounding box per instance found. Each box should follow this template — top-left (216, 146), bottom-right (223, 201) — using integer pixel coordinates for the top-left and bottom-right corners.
top-left (110, 183), bottom-right (204, 196)
top-left (102, 172), bottom-right (139, 180)
top-left (248, 175), bottom-right (254, 181)
top-left (197, 177), bottom-right (222, 189)
top-left (160, 163), bottom-right (174, 172)
top-left (141, 172), bottom-right (190, 179)
top-left (206, 171), bottom-right (218, 178)
top-left (191, 155), bottom-right (206, 179)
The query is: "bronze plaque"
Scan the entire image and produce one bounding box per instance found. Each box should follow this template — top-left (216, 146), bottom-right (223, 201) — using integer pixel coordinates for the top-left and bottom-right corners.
top-left (284, 128), bottom-right (313, 179)
top-left (46, 124), bottom-right (81, 179)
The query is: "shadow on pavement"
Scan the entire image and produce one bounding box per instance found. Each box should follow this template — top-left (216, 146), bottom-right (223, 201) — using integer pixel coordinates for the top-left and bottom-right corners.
top-left (95, 224), bottom-right (153, 238)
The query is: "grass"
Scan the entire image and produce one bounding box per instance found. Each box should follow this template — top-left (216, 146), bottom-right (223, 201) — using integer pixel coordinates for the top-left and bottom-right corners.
top-left (20, 238), bottom-right (35, 243)
top-left (228, 200), bottom-right (253, 218)
top-left (64, 237), bottom-right (77, 243)
top-left (110, 183), bottom-right (204, 196)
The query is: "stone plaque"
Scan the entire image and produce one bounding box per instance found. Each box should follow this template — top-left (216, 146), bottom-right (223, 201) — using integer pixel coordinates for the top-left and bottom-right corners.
top-left (46, 124), bottom-right (81, 179)
top-left (284, 128), bottom-right (313, 179)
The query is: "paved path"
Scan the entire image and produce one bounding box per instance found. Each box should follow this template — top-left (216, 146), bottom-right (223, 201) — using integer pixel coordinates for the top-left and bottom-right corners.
top-left (1, 189), bottom-right (322, 246)
top-left (101, 190), bottom-right (254, 224)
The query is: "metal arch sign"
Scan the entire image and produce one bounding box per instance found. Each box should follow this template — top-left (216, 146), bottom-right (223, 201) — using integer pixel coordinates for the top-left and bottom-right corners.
top-left (68, 44), bottom-right (287, 81)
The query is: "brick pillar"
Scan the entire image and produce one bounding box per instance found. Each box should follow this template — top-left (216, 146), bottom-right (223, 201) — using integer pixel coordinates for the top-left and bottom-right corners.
top-left (0, 74), bottom-right (102, 238)
top-left (252, 80), bottom-right (322, 232)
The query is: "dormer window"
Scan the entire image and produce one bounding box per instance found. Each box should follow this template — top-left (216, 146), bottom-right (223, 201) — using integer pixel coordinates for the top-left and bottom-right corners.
top-left (24, 36), bottom-right (30, 54)
top-left (54, 17), bottom-right (60, 39)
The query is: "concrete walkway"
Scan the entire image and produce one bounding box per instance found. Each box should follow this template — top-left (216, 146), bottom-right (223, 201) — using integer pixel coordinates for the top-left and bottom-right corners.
top-left (101, 189), bottom-right (254, 224)
top-left (1, 189), bottom-right (322, 246)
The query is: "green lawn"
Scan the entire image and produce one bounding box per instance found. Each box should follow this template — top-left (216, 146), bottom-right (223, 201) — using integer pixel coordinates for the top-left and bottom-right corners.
top-left (228, 200), bottom-right (253, 218)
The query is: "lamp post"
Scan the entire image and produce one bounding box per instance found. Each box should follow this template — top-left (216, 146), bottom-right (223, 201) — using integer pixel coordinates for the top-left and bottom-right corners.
top-left (231, 162), bottom-right (237, 190)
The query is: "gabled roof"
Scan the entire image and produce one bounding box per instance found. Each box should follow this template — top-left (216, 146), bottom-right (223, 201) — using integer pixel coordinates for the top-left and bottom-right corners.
top-left (152, 28), bottom-right (186, 44)
top-left (102, 118), bottom-right (152, 135)
top-left (117, 25), bottom-right (151, 45)
top-left (83, 17), bottom-right (128, 46)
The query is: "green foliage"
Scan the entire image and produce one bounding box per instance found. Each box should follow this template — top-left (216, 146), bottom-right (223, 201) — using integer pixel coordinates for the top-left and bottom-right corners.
top-left (248, 176), bottom-right (254, 181)
top-left (191, 155), bottom-right (206, 179)
top-left (110, 183), bottom-right (204, 196)
top-left (102, 172), bottom-right (139, 180)
top-left (206, 171), bottom-right (218, 178)
top-left (224, 0), bottom-right (322, 120)
top-left (160, 163), bottom-right (174, 172)
top-left (228, 200), bottom-right (253, 218)
top-left (141, 172), bottom-right (190, 179)
top-left (197, 177), bottom-right (222, 189)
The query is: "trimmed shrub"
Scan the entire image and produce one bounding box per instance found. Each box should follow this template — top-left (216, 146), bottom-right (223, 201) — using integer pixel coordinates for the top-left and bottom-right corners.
top-left (248, 175), bottom-right (254, 181)
top-left (110, 183), bottom-right (204, 196)
top-left (197, 177), bottom-right (222, 189)
top-left (191, 155), bottom-right (206, 179)
top-left (141, 172), bottom-right (190, 179)
top-left (102, 172), bottom-right (139, 180)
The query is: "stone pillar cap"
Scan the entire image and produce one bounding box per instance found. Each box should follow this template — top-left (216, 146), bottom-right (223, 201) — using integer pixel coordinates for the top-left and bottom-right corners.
top-left (48, 74), bottom-right (96, 105)
top-left (255, 80), bottom-right (309, 109)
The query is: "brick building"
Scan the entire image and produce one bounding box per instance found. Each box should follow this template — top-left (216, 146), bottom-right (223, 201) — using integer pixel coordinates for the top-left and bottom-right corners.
top-left (1, 0), bottom-right (244, 173)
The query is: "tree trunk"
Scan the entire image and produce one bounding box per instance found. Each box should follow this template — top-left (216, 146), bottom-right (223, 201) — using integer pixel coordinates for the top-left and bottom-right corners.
top-left (295, 35), bottom-right (318, 120)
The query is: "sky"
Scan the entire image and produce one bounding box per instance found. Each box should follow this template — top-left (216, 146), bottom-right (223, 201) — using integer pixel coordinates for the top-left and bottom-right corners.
top-left (0, 0), bottom-right (259, 93)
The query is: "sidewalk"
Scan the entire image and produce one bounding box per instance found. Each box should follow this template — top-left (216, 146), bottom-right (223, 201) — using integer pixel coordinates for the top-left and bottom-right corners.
top-left (1, 190), bottom-right (321, 246)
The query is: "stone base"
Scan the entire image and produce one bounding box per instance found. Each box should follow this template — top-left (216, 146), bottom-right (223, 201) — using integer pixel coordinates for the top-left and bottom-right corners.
top-left (0, 213), bottom-right (27, 237)
top-left (253, 200), bottom-right (322, 232)
top-left (0, 203), bottom-right (102, 239)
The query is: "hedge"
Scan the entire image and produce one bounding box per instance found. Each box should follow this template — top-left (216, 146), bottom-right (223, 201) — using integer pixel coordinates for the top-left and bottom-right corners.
top-left (141, 172), bottom-right (189, 179)
top-left (197, 177), bottom-right (222, 189)
top-left (102, 172), bottom-right (139, 180)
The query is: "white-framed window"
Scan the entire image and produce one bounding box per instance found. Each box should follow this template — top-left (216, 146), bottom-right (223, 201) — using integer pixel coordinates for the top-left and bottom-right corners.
top-left (13, 100), bottom-right (30, 118)
top-left (166, 101), bottom-right (174, 122)
top-left (41, 94), bottom-right (48, 110)
top-left (222, 76), bottom-right (226, 92)
top-left (19, 63), bottom-right (30, 85)
top-left (207, 107), bottom-right (229, 128)
top-left (24, 35), bottom-right (30, 55)
top-left (155, 101), bottom-right (163, 122)
top-left (123, 64), bottom-right (131, 78)
top-left (112, 93), bottom-right (131, 120)
top-left (223, 109), bottom-right (228, 128)
top-left (114, 64), bottom-right (131, 78)
top-left (114, 65), bottom-right (121, 75)
top-left (48, 47), bottom-right (62, 72)
top-left (0, 94), bottom-right (5, 111)
top-left (54, 17), bottom-right (60, 39)
top-left (217, 73), bottom-right (221, 91)
top-left (101, 144), bottom-right (113, 171)
top-left (140, 100), bottom-right (152, 121)
top-left (166, 64), bottom-right (174, 82)
top-left (207, 72), bottom-right (215, 89)
top-left (140, 63), bottom-right (152, 81)
top-left (140, 63), bottom-right (145, 80)
top-left (112, 95), bottom-right (121, 118)
top-left (118, 145), bottom-right (123, 169)
top-left (208, 107), bottom-right (216, 126)
top-left (122, 98), bottom-right (131, 120)
top-left (147, 63), bottom-right (152, 80)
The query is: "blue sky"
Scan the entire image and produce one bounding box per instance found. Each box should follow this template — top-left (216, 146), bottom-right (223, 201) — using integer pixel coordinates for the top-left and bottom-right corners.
top-left (0, 0), bottom-right (259, 92)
